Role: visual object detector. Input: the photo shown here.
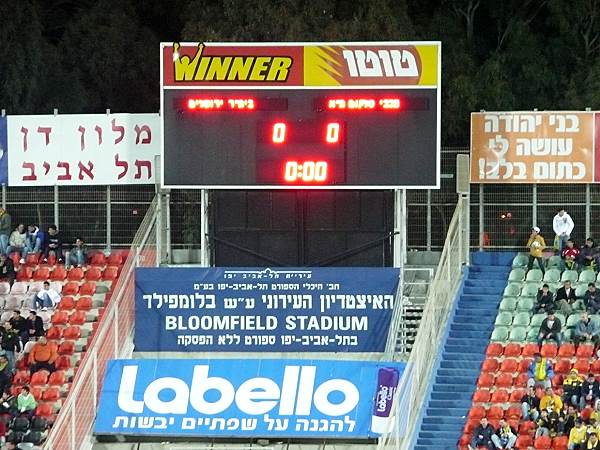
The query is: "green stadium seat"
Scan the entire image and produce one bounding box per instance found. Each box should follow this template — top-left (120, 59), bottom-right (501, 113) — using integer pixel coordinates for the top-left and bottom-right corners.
top-left (499, 297), bottom-right (518, 311)
top-left (562, 270), bottom-right (579, 283)
top-left (547, 256), bottom-right (562, 268)
top-left (495, 312), bottom-right (513, 326)
top-left (508, 327), bottom-right (527, 342)
top-left (543, 269), bottom-right (561, 283)
top-left (530, 313), bottom-right (546, 328)
top-left (555, 313), bottom-right (566, 325)
top-left (512, 254), bottom-right (529, 269)
top-left (579, 270), bottom-right (596, 284)
top-left (567, 314), bottom-right (581, 328)
top-left (521, 284), bottom-right (539, 297)
top-left (512, 312), bottom-right (531, 326)
top-left (563, 328), bottom-right (573, 341)
top-left (491, 327), bottom-right (509, 341)
top-left (526, 327), bottom-right (540, 342)
top-left (509, 268), bottom-right (526, 282)
top-left (591, 315), bottom-right (600, 327)
top-left (576, 285), bottom-right (588, 298)
top-left (526, 269), bottom-right (543, 282)
top-left (504, 283), bottom-right (521, 297)
top-left (516, 296), bottom-right (534, 312)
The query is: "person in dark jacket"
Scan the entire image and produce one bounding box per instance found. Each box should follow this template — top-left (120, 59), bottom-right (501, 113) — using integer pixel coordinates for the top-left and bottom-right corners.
top-left (42, 224), bottom-right (63, 263)
top-left (580, 238), bottom-right (599, 271)
top-left (0, 208), bottom-right (11, 256)
top-left (0, 322), bottom-right (21, 372)
top-left (585, 283), bottom-right (600, 314)
top-left (24, 311), bottom-right (44, 341)
top-left (521, 386), bottom-right (541, 420)
top-left (0, 254), bottom-right (15, 286)
top-left (491, 419), bottom-right (517, 449)
top-left (555, 280), bottom-right (579, 316)
top-left (580, 373), bottom-right (600, 409)
top-left (9, 311), bottom-right (26, 339)
top-left (469, 417), bottom-right (495, 450)
top-left (538, 311), bottom-right (563, 347)
top-left (535, 284), bottom-right (555, 314)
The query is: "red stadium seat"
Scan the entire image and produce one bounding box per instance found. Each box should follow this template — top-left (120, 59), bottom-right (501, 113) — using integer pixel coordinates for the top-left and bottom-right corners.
top-left (79, 281), bottom-right (96, 296)
top-left (107, 253), bottom-right (123, 266)
top-left (482, 358), bottom-right (499, 372)
top-left (8, 253), bottom-right (20, 268)
top-left (69, 311), bottom-right (86, 326)
top-left (30, 370), bottom-right (49, 386)
top-left (500, 358), bottom-right (519, 372)
top-left (535, 435), bottom-right (552, 450)
top-left (469, 406), bottom-right (486, 419)
top-left (558, 343), bottom-right (575, 357)
top-left (50, 265), bottom-right (67, 281)
top-left (90, 252), bottom-right (106, 266)
top-left (42, 387), bottom-right (61, 402)
top-left (503, 343), bottom-right (522, 357)
top-left (591, 360), bottom-right (600, 373)
top-left (48, 370), bottom-right (66, 386)
top-left (85, 267), bottom-right (102, 281)
top-left (473, 389), bottom-right (490, 403)
top-left (30, 387), bottom-right (43, 401)
top-left (574, 359), bottom-right (590, 374)
top-left (515, 373), bottom-right (529, 388)
top-left (487, 406), bottom-right (504, 420)
top-left (519, 358), bottom-right (532, 373)
top-left (61, 282), bottom-right (79, 296)
top-left (554, 359), bottom-right (571, 374)
top-left (33, 267), bottom-right (49, 281)
top-left (459, 434), bottom-right (471, 446)
top-left (58, 296), bottom-right (76, 311)
top-left (16, 267), bottom-right (32, 282)
top-left (15, 358), bottom-right (28, 371)
top-left (34, 403), bottom-right (54, 418)
top-left (553, 436), bottom-right (569, 450)
top-left (464, 419), bottom-right (479, 434)
top-left (75, 296), bottom-right (92, 311)
top-left (495, 373), bottom-right (514, 388)
top-left (46, 253), bottom-right (57, 265)
top-left (51, 311), bottom-right (69, 326)
top-left (506, 406), bottom-right (522, 420)
top-left (510, 389), bottom-right (526, 402)
top-left (58, 341), bottom-right (75, 356)
top-left (490, 389), bottom-right (509, 403)
top-left (522, 343), bottom-right (540, 357)
top-left (63, 326), bottom-right (81, 340)
top-left (46, 326), bottom-right (63, 340)
top-left (55, 355), bottom-right (71, 370)
top-left (102, 266), bottom-right (119, 281)
top-left (25, 253), bottom-right (39, 266)
top-left (13, 370), bottom-right (30, 385)
top-left (541, 344), bottom-right (557, 358)
top-left (577, 344), bottom-right (594, 357)
top-left (477, 373), bottom-right (494, 388)
top-left (517, 435), bottom-right (534, 449)
top-left (520, 420), bottom-right (537, 434)
top-left (486, 343), bottom-right (504, 357)
top-left (67, 267), bottom-right (84, 281)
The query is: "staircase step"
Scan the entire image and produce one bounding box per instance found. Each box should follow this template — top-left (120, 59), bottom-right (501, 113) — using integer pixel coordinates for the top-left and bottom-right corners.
top-left (431, 391), bottom-right (474, 401)
top-left (426, 407), bottom-right (469, 417)
top-left (437, 368), bottom-right (480, 378)
top-left (417, 437), bottom-right (460, 446)
top-left (423, 415), bottom-right (466, 424)
top-left (439, 360), bottom-right (483, 370)
top-left (445, 338), bottom-right (489, 347)
top-left (421, 422), bottom-right (466, 432)
top-left (428, 400), bottom-right (472, 409)
top-left (450, 323), bottom-right (494, 332)
top-left (448, 330), bottom-right (491, 339)
top-left (432, 384), bottom-right (474, 393)
top-left (442, 353), bottom-right (485, 362)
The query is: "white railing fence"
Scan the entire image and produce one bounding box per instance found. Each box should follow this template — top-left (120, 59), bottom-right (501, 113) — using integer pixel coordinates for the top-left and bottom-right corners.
top-left (44, 195), bottom-right (160, 450)
top-left (377, 195), bottom-right (468, 450)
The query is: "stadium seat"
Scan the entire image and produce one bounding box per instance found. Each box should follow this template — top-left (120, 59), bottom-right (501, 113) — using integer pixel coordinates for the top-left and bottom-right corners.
top-left (541, 343), bottom-right (558, 357)
top-left (499, 297), bottom-right (517, 311)
top-left (5, 296), bottom-right (21, 310)
top-left (506, 406), bottom-right (522, 420)
top-left (544, 269), bottom-right (561, 283)
top-left (30, 370), bottom-right (50, 386)
top-left (63, 326), bottom-right (81, 340)
top-left (513, 254), bottom-right (529, 269)
top-left (42, 387), bottom-right (61, 402)
top-left (487, 405), bottom-right (504, 420)
top-left (526, 269), bottom-right (543, 282)
top-left (477, 373), bottom-right (494, 388)
top-left (547, 256), bottom-right (562, 268)
top-left (55, 355), bottom-right (72, 370)
top-left (535, 435), bottom-right (552, 450)
top-left (553, 436), bottom-right (569, 450)
top-left (509, 268), bottom-right (526, 282)
top-left (58, 296), bottom-right (76, 311)
top-left (90, 252), bottom-right (106, 266)
top-left (495, 312), bottom-right (513, 326)
top-left (0, 282), bottom-right (10, 295)
top-left (522, 283), bottom-right (540, 296)
top-left (24, 253), bottom-right (39, 266)
top-left (517, 435), bottom-right (534, 449)
top-left (495, 373), bottom-right (514, 388)
top-left (16, 266), bottom-right (32, 281)
top-left (85, 267), bottom-right (102, 281)
top-left (500, 358), bottom-right (519, 372)
top-left (107, 253), bottom-right (123, 265)
top-left (591, 360), bottom-right (600, 372)
top-left (508, 327), bottom-right (527, 342)
top-left (469, 406), bottom-right (486, 419)
top-left (509, 389), bottom-right (526, 402)
top-left (58, 341), bottom-right (75, 355)
top-left (8, 253), bottom-right (20, 268)
top-left (577, 344), bottom-right (594, 357)
top-left (61, 282), bottom-right (79, 296)
top-left (579, 270), bottom-right (596, 284)
top-left (51, 311), bottom-right (69, 326)
top-left (102, 266), bottom-right (119, 281)
top-left (50, 265), bottom-right (67, 281)
top-left (482, 358), bottom-right (499, 372)
top-left (504, 283), bottom-right (521, 296)
top-left (513, 312), bottom-right (531, 326)
top-left (503, 343), bottom-right (522, 357)
top-left (491, 327), bottom-right (509, 341)
top-left (67, 267), bottom-right (84, 281)
top-left (69, 310), bottom-right (86, 326)
top-left (473, 389), bottom-right (491, 403)
top-left (48, 370), bottom-right (66, 386)
top-left (554, 359), bottom-right (571, 374)
top-left (530, 313), bottom-right (546, 327)
top-left (562, 270), bottom-right (578, 283)
top-left (519, 358), bottom-right (532, 373)
top-left (32, 267), bottom-right (49, 281)
top-left (567, 314), bottom-right (581, 328)
top-left (522, 343), bottom-right (540, 357)
top-left (76, 296), bottom-right (92, 311)
top-left (13, 370), bottom-right (30, 385)
top-left (486, 343), bottom-right (504, 357)
top-left (30, 387), bottom-right (43, 401)
top-left (15, 358), bottom-right (28, 371)
top-left (516, 296), bottom-right (535, 312)
top-left (520, 420), bottom-right (537, 434)
top-left (79, 281), bottom-right (96, 296)
top-left (46, 326), bottom-right (63, 340)
top-left (574, 359), bottom-right (591, 373)
top-left (515, 373), bottom-right (529, 387)
top-left (464, 419), bottom-right (479, 434)
top-left (34, 403), bottom-right (54, 418)
top-left (490, 389), bottom-right (509, 403)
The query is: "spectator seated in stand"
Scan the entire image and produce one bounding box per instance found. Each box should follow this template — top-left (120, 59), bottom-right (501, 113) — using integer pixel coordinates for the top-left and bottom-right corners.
top-left (24, 312), bottom-right (44, 342)
top-left (564, 404), bottom-right (579, 436)
top-left (535, 284), bottom-right (555, 314)
top-left (65, 237), bottom-right (87, 269)
top-left (469, 417), bottom-right (495, 450)
top-left (0, 391), bottom-right (15, 416)
top-left (0, 322), bottom-right (22, 372)
top-left (574, 312), bottom-right (600, 349)
top-left (522, 385), bottom-right (541, 420)
top-left (588, 433), bottom-right (600, 450)
top-left (0, 209), bottom-right (12, 256)
top-left (12, 386), bottom-right (36, 419)
top-left (0, 355), bottom-right (12, 395)
top-left (569, 419), bottom-right (588, 450)
top-left (6, 224), bottom-right (26, 263)
top-left (556, 280), bottom-right (581, 316)
top-left (562, 239), bottom-right (581, 271)
top-left (564, 369), bottom-right (585, 408)
top-left (30, 281), bottom-right (60, 311)
top-left (0, 254), bottom-right (16, 287)
top-left (41, 225), bottom-right (63, 264)
top-left (9, 311), bottom-right (26, 343)
top-left (28, 336), bottom-right (57, 374)
top-left (491, 419), bottom-right (517, 449)
top-left (581, 373), bottom-right (600, 409)
top-left (580, 238), bottom-right (599, 272)
top-left (24, 224), bottom-right (43, 257)
top-left (584, 283), bottom-right (600, 314)
top-left (528, 352), bottom-right (554, 389)
top-left (541, 387), bottom-right (564, 414)
top-left (535, 408), bottom-right (561, 437)
top-left (538, 311), bottom-right (563, 347)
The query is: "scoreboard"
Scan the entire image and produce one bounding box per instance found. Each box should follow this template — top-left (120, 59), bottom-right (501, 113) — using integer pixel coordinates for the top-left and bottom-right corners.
top-left (160, 42), bottom-right (441, 189)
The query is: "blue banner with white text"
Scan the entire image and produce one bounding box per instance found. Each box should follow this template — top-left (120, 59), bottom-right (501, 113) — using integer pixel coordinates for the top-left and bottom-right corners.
top-left (134, 267), bottom-right (400, 352)
top-left (94, 358), bottom-right (405, 438)
top-left (0, 118), bottom-right (7, 185)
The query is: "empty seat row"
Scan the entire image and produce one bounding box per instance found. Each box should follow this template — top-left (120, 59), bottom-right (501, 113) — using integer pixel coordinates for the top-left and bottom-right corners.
top-left (482, 356), bottom-right (600, 374)
top-left (486, 342), bottom-right (594, 358)
top-left (508, 267), bottom-right (596, 284)
top-left (15, 266), bottom-right (118, 283)
top-left (10, 252), bottom-right (124, 268)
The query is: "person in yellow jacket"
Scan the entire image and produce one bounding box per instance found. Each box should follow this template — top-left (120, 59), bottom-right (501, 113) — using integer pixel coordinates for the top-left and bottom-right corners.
top-left (564, 368), bottom-right (585, 407)
top-left (527, 226), bottom-right (546, 274)
top-left (569, 419), bottom-right (587, 450)
top-left (540, 387), bottom-right (563, 414)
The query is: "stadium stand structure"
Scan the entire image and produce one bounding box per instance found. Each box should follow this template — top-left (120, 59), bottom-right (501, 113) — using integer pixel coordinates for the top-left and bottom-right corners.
top-left (413, 252), bottom-right (513, 450)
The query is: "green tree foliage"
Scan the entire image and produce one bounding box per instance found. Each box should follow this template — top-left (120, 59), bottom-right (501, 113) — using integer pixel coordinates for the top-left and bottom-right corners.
top-left (2, 0), bottom-right (600, 144)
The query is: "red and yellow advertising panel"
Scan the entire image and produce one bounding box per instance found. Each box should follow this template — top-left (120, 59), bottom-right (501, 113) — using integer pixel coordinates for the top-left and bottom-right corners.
top-left (161, 42), bottom-right (440, 88)
top-left (471, 112), bottom-right (595, 184)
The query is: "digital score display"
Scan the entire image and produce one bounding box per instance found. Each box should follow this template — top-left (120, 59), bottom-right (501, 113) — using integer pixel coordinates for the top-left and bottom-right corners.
top-left (163, 89), bottom-right (438, 188)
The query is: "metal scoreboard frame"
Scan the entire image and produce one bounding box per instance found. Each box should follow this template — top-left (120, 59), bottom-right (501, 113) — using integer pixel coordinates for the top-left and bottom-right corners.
top-left (160, 41), bottom-right (441, 190)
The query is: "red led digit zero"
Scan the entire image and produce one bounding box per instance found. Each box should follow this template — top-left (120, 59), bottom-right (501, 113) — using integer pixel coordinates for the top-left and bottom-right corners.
top-left (272, 122), bottom-right (286, 143)
top-left (325, 122), bottom-right (340, 143)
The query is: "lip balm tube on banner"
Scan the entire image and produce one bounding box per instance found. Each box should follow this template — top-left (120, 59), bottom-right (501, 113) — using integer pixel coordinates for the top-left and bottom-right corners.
top-left (371, 367), bottom-right (400, 434)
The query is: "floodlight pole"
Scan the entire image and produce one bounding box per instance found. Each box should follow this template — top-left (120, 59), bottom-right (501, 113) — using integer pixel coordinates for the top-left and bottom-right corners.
top-left (393, 189), bottom-right (407, 268)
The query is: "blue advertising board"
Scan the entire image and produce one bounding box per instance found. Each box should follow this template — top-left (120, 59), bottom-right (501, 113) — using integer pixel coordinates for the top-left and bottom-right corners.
top-left (94, 358), bottom-right (405, 439)
top-left (0, 117), bottom-right (7, 185)
top-left (134, 267), bottom-right (400, 352)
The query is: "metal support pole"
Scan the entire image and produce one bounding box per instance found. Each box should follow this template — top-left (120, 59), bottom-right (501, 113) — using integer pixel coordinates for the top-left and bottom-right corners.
top-left (393, 189), bottom-right (407, 267)
top-left (1, 185), bottom-right (6, 210)
top-left (156, 191), bottom-right (162, 267)
top-left (200, 189), bottom-right (210, 267)
top-left (426, 189), bottom-right (432, 251)
top-left (165, 192), bottom-right (172, 264)
top-left (586, 184), bottom-right (591, 239)
top-left (53, 185), bottom-right (59, 227)
top-left (532, 184), bottom-right (538, 227)
top-left (462, 194), bottom-right (471, 265)
top-left (479, 184), bottom-right (484, 250)
top-left (106, 186), bottom-right (111, 251)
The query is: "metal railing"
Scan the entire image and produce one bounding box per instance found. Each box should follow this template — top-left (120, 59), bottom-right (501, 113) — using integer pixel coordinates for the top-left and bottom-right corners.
top-left (43, 195), bottom-right (160, 450)
top-left (377, 195), bottom-right (468, 450)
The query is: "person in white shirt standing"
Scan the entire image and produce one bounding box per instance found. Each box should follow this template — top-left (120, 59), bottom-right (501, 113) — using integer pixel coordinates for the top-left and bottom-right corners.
top-left (553, 208), bottom-right (575, 253)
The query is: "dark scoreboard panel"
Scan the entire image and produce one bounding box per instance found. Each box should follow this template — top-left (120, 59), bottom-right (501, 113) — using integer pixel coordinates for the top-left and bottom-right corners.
top-left (162, 88), bottom-right (438, 188)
